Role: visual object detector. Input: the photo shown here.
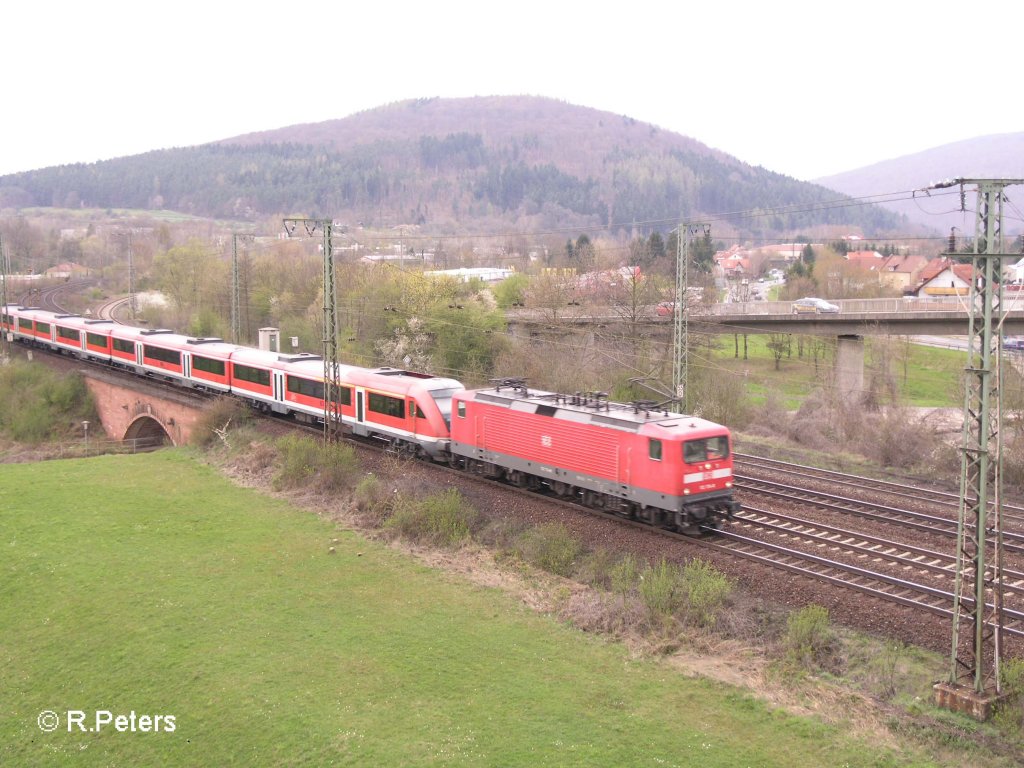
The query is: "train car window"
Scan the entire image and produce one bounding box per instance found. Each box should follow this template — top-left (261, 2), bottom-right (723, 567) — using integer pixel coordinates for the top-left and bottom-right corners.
top-left (35, 322), bottom-right (51, 334)
top-left (3, 314), bottom-right (12, 326)
top-left (234, 364), bottom-right (271, 387)
top-left (368, 392), bottom-right (405, 419)
top-left (334, 387), bottom-right (352, 406)
top-left (86, 332), bottom-right (107, 347)
top-left (112, 338), bottom-right (135, 354)
top-left (57, 326), bottom-right (80, 342)
top-left (288, 376), bottom-right (324, 400)
top-left (457, 401), bottom-right (466, 418)
top-left (683, 436), bottom-right (730, 464)
top-left (19, 318), bottom-right (32, 331)
top-left (648, 439), bottom-right (663, 461)
top-left (414, 403), bottom-right (427, 418)
top-left (144, 345), bottom-right (181, 366)
top-left (192, 355), bottom-right (226, 376)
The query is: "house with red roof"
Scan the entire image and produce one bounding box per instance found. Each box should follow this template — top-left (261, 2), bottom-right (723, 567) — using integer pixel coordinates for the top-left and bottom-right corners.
top-left (878, 254), bottom-right (928, 291)
top-left (906, 258), bottom-right (974, 297)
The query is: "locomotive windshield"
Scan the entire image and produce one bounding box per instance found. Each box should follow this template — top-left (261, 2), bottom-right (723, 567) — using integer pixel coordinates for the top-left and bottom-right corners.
top-left (683, 436), bottom-right (729, 464)
top-left (429, 388), bottom-right (459, 427)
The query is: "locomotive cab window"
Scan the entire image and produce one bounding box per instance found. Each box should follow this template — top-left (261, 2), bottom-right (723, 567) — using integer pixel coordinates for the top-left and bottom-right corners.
top-left (457, 401), bottom-right (466, 418)
top-left (648, 438), bottom-right (662, 461)
top-left (683, 436), bottom-right (730, 464)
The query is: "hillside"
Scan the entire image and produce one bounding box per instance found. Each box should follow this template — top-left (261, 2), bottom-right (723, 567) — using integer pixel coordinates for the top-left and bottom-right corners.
top-left (0, 96), bottom-right (905, 238)
top-left (815, 132), bottom-right (1024, 234)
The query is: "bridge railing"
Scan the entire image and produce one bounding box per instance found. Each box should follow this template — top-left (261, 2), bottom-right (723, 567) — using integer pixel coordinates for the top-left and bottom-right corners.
top-left (710, 297), bottom-right (968, 315)
top-left (39, 436), bottom-right (165, 460)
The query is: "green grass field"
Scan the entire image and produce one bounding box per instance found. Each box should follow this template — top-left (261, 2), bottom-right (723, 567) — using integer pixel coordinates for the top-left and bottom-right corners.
top-left (1, 451), bottom-right (943, 766)
top-left (703, 335), bottom-right (966, 409)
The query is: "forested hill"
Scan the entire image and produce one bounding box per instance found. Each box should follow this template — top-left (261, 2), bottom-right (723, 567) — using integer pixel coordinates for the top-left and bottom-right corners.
top-left (0, 95), bottom-right (904, 237)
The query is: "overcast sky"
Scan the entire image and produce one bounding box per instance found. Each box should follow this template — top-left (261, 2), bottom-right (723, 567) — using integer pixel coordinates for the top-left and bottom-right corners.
top-left (2, 0), bottom-right (1020, 182)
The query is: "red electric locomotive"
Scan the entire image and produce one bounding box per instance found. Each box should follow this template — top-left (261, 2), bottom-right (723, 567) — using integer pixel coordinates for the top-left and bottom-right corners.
top-left (450, 379), bottom-right (738, 533)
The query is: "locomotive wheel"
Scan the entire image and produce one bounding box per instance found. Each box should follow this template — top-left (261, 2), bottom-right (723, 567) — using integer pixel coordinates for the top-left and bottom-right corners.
top-left (550, 480), bottom-right (573, 498)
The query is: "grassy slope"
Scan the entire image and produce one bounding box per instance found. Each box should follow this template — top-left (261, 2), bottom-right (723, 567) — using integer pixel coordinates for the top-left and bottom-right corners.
top-left (704, 335), bottom-right (965, 408)
top-left (1, 451), bottom-right (937, 767)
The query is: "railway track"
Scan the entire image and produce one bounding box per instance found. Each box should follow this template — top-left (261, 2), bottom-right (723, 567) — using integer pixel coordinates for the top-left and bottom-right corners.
top-left (18, 278), bottom-right (96, 312)
top-left (699, 519), bottom-right (1024, 639)
top-left (732, 476), bottom-right (1024, 555)
top-left (16, 281), bottom-right (1022, 648)
top-left (734, 452), bottom-right (1024, 527)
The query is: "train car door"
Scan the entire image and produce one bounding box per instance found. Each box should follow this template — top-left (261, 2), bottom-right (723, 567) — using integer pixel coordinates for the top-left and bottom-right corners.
top-left (409, 398), bottom-right (418, 435)
top-left (354, 388), bottom-right (367, 436)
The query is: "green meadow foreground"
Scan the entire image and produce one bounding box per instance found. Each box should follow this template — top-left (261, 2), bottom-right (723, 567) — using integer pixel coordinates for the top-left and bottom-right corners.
top-left (1, 451), bottom-right (942, 767)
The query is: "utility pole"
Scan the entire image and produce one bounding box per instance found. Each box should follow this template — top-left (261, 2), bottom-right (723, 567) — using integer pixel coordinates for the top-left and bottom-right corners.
top-left (933, 178), bottom-right (1023, 720)
top-left (231, 234), bottom-right (253, 344)
top-left (283, 218), bottom-right (340, 443)
top-left (672, 223), bottom-right (708, 413)
top-left (1, 233), bottom-right (10, 357)
top-left (126, 231), bottom-right (136, 321)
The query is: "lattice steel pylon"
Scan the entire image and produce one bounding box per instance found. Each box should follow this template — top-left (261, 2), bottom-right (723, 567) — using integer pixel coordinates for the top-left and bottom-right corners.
top-left (939, 178), bottom-right (1023, 714)
top-left (283, 218), bottom-right (340, 443)
top-left (672, 223), bottom-right (708, 413)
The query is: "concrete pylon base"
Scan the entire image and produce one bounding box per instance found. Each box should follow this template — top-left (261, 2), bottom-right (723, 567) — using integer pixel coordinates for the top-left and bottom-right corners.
top-left (933, 681), bottom-right (1006, 721)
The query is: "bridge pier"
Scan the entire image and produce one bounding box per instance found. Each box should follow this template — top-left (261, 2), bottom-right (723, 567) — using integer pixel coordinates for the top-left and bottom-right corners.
top-left (835, 335), bottom-right (865, 401)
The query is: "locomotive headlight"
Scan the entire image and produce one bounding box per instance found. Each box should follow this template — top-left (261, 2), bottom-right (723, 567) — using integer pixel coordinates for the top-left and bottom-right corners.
top-left (683, 488), bottom-right (690, 495)
top-left (725, 481), bottom-right (732, 488)
top-left (704, 462), bottom-right (711, 470)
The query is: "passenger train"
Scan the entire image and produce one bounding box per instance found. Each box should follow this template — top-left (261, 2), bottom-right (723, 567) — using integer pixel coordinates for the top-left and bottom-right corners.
top-left (1, 304), bottom-right (739, 532)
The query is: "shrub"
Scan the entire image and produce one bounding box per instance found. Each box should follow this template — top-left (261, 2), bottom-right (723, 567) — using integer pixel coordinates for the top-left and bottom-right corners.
top-left (191, 396), bottom-right (251, 448)
top-left (682, 558), bottom-right (733, 627)
top-left (639, 558), bottom-right (685, 618)
top-left (577, 547), bottom-right (620, 590)
top-left (515, 523), bottom-right (582, 577)
top-left (609, 553), bottom-right (642, 597)
top-left (994, 657), bottom-right (1024, 735)
top-left (0, 362), bottom-right (97, 443)
top-left (383, 488), bottom-right (478, 547)
top-left (784, 603), bottom-right (834, 671)
top-left (273, 434), bottom-right (359, 492)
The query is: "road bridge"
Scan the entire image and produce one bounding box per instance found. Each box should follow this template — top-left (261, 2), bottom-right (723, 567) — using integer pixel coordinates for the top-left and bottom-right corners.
top-left (506, 297), bottom-right (1024, 400)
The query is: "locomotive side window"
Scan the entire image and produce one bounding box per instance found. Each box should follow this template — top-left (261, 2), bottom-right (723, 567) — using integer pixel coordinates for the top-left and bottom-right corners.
top-left (368, 392), bottom-right (405, 419)
top-left (112, 338), bottom-right (135, 355)
top-left (457, 401), bottom-right (466, 418)
top-left (648, 439), bottom-right (663, 461)
top-left (86, 332), bottom-right (107, 347)
top-left (19, 318), bottom-right (32, 331)
top-left (35, 322), bottom-right (51, 335)
top-left (57, 326), bottom-right (80, 342)
top-left (683, 436), bottom-right (730, 464)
